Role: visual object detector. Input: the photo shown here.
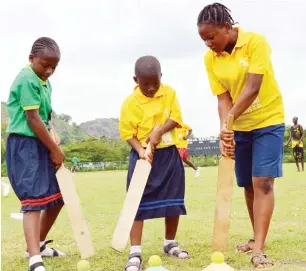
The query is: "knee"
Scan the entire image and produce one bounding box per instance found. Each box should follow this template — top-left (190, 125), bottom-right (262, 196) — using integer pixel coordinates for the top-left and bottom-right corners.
top-left (253, 177), bottom-right (274, 195)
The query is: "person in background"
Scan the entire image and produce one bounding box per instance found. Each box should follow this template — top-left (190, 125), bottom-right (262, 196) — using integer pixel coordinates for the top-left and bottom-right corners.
top-left (286, 117), bottom-right (304, 172)
top-left (176, 124), bottom-right (200, 177)
top-left (71, 156), bottom-right (79, 173)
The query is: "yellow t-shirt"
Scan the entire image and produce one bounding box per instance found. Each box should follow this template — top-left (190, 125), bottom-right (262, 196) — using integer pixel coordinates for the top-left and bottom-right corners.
top-left (204, 28), bottom-right (285, 131)
top-left (119, 84), bottom-right (183, 149)
top-left (176, 124), bottom-right (192, 149)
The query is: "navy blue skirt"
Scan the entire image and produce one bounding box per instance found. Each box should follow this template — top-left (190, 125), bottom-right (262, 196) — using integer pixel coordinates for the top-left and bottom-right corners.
top-left (127, 145), bottom-right (186, 220)
top-left (6, 134), bottom-right (63, 212)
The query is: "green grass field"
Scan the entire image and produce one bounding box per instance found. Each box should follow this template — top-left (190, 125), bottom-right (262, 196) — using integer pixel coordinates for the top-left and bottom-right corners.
top-left (2, 164), bottom-right (306, 271)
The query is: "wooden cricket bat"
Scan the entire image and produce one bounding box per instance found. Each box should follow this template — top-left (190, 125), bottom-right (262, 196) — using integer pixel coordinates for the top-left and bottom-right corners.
top-left (212, 115), bottom-right (235, 252)
top-left (50, 129), bottom-right (95, 259)
top-left (111, 143), bottom-right (153, 252)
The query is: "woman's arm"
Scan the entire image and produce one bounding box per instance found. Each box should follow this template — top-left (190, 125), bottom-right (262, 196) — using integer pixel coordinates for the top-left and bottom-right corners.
top-left (228, 74), bottom-right (263, 120)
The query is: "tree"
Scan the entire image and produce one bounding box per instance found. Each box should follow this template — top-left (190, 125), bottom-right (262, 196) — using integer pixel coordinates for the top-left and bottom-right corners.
top-left (58, 114), bottom-right (72, 123)
top-left (1, 139), bottom-right (6, 164)
top-left (1, 122), bottom-right (8, 140)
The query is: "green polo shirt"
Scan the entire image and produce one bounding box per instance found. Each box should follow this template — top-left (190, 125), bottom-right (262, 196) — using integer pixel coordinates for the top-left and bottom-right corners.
top-left (6, 65), bottom-right (53, 137)
top-left (72, 157), bottom-right (79, 166)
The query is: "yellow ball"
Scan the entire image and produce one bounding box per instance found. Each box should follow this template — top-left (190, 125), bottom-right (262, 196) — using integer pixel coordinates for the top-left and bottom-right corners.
top-left (77, 260), bottom-right (90, 271)
top-left (211, 251), bottom-right (224, 264)
top-left (148, 255), bottom-right (162, 267)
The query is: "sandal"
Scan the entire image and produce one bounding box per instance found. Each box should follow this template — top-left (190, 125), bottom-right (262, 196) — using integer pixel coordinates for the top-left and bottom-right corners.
top-left (251, 252), bottom-right (275, 270)
top-left (124, 252), bottom-right (142, 271)
top-left (25, 240), bottom-right (66, 258)
top-left (164, 241), bottom-right (189, 259)
top-left (29, 262), bottom-right (45, 271)
top-left (235, 238), bottom-right (254, 254)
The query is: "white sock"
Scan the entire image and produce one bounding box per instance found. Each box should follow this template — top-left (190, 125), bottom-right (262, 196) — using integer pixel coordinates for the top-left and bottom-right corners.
top-left (164, 239), bottom-right (188, 259)
top-left (130, 245), bottom-right (141, 254)
top-left (164, 239), bottom-right (176, 246)
top-left (29, 255), bottom-right (45, 271)
top-left (126, 246), bottom-right (141, 271)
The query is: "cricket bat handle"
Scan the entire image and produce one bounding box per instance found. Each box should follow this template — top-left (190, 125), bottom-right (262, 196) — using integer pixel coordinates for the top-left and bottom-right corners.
top-left (145, 142), bottom-right (152, 156)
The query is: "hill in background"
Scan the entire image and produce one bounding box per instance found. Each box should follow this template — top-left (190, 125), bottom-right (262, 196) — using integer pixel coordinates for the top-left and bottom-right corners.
top-left (1, 102), bottom-right (119, 144)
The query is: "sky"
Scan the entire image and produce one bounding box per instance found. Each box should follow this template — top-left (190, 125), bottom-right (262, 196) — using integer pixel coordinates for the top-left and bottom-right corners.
top-left (1, 0), bottom-right (305, 137)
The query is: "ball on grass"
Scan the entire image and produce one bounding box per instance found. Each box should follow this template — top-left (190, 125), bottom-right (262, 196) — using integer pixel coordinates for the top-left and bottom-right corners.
top-left (77, 260), bottom-right (90, 271)
top-left (211, 251), bottom-right (224, 264)
top-left (148, 255), bottom-right (162, 267)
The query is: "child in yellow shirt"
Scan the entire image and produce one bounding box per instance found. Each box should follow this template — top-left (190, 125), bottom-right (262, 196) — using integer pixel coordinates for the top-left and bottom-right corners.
top-left (120, 56), bottom-right (189, 271)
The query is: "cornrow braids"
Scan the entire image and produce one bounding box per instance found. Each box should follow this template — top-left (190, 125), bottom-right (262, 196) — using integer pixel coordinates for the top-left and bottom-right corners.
top-left (31, 37), bottom-right (60, 56)
top-left (197, 2), bottom-right (236, 26)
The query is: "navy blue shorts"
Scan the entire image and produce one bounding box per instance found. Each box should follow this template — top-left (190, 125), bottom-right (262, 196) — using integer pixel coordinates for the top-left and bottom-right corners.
top-left (6, 134), bottom-right (63, 212)
top-left (127, 145), bottom-right (186, 221)
top-left (234, 124), bottom-right (285, 188)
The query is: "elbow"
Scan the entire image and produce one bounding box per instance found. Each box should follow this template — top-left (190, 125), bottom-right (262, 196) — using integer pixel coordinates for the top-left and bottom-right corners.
top-left (25, 111), bottom-right (40, 126)
top-left (250, 86), bottom-right (260, 96)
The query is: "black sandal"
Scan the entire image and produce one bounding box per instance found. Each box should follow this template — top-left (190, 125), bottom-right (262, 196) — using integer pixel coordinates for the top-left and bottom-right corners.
top-left (124, 252), bottom-right (142, 271)
top-left (29, 262), bottom-right (45, 271)
top-left (164, 241), bottom-right (189, 259)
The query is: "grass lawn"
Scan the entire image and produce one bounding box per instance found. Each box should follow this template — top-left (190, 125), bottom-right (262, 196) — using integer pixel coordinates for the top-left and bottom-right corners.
top-left (1, 164), bottom-right (306, 271)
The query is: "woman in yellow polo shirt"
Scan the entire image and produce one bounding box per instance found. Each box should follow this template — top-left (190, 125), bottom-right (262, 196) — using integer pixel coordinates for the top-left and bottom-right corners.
top-left (197, 3), bottom-right (285, 269)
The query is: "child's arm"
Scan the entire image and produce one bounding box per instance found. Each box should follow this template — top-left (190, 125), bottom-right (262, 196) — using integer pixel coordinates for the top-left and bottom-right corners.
top-left (149, 119), bottom-right (178, 148)
top-left (26, 110), bottom-right (64, 167)
top-left (127, 137), bottom-right (152, 163)
top-left (127, 137), bottom-right (144, 155)
top-left (49, 121), bottom-right (61, 145)
top-left (285, 128), bottom-right (292, 146)
top-left (149, 92), bottom-right (182, 148)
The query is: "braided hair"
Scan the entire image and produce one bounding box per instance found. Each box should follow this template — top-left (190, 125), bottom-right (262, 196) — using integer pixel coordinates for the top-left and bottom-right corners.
top-left (197, 3), bottom-right (236, 26)
top-left (30, 37), bottom-right (60, 56)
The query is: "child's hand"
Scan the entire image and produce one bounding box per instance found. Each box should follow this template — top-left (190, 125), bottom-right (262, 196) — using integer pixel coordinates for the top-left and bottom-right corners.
top-left (147, 129), bottom-right (162, 150)
top-left (50, 147), bottom-right (65, 168)
top-left (138, 148), bottom-right (153, 163)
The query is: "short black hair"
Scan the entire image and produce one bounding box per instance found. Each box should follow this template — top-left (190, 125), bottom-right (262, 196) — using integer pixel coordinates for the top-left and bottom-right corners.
top-left (135, 55), bottom-right (161, 77)
top-left (31, 37), bottom-right (60, 56)
top-left (197, 2), bottom-right (236, 26)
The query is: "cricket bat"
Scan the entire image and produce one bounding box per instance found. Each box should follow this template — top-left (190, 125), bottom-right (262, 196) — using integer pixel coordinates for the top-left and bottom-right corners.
top-left (111, 143), bottom-right (153, 252)
top-left (50, 129), bottom-right (95, 259)
top-left (212, 115), bottom-right (235, 252)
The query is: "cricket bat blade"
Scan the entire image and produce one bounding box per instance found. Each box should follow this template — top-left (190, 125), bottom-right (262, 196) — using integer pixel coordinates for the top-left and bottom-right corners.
top-left (111, 154), bottom-right (152, 252)
top-left (212, 114), bottom-right (235, 252)
top-left (56, 166), bottom-right (95, 259)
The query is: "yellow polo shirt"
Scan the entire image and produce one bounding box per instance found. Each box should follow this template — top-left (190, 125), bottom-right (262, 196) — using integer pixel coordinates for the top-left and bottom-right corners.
top-left (204, 28), bottom-right (285, 131)
top-left (176, 124), bottom-right (192, 149)
top-left (119, 84), bottom-right (183, 149)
